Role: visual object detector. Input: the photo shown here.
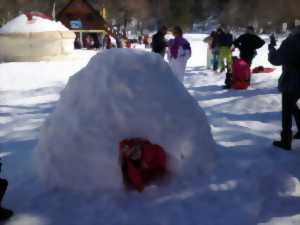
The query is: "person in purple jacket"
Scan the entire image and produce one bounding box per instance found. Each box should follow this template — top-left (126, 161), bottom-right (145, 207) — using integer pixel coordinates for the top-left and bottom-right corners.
top-left (167, 26), bottom-right (191, 82)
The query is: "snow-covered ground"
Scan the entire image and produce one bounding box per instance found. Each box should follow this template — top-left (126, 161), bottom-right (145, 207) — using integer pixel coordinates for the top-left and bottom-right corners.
top-left (1, 34), bottom-right (300, 225)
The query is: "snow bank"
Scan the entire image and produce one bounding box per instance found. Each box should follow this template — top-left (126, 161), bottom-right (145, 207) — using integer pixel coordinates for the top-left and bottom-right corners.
top-left (0, 14), bottom-right (68, 34)
top-left (35, 49), bottom-right (216, 192)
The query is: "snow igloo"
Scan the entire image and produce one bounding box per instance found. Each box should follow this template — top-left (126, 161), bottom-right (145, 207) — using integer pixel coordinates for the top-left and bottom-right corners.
top-left (0, 13), bottom-right (75, 62)
top-left (35, 49), bottom-right (216, 192)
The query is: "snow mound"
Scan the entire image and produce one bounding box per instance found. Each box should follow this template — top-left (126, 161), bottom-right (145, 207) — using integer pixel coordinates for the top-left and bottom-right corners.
top-left (35, 49), bottom-right (216, 192)
top-left (0, 14), bottom-right (68, 34)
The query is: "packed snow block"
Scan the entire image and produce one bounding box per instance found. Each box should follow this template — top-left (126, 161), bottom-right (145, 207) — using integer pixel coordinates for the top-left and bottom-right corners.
top-left (35, 49), bottom-right (216, 192)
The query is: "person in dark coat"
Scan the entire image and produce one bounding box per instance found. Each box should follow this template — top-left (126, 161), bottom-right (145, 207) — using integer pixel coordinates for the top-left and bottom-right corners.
top-left (234, 26), bottom-right (265, 66)
top-left (151, 25), bottom-right (168, 57)
top-left (268, 28), bottom-right (300, 150)
top-left (0, 160), bottom-right (13, 221)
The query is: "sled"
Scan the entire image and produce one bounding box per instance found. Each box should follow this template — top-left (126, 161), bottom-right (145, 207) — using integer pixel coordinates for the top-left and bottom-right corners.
top-left (252, 66), bottom-right (276, 74)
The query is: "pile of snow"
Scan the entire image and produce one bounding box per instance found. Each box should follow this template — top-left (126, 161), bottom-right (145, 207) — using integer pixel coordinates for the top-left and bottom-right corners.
top-left (35, 49), bottom-right (216, 192)
top-left (0, 14), bottom-right (68, 34)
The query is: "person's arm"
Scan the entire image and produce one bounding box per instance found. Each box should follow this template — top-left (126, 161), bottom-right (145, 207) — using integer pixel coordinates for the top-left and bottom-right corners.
top-left (256, 36), bottom-right (265, 49)
top-left (268, 39), bottom-right (288, 66)
top-left (233, 36), bottom-right (241, 48)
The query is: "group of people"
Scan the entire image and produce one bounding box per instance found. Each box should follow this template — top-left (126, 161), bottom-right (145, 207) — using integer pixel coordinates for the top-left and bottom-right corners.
top-left (204, 26), bottom-right (265, 89)
top-left (151, 23), bottom-right (300, 153)
top-left (151, 25), bottom-right (192, 82)
top-left (204, 24), bottom-right (300, 152)
top-left (205, 26), bottom-right (265, 71)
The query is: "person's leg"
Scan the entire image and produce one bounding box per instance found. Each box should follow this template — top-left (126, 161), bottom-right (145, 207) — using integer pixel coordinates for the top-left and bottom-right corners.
top-left (207, 48), bottom-right (212, 69)
top-left (212, 49), bottom-right (219, 71)
top-left (225, 48), bottom-right (232, 73)
top-left (282, 92), bottom-right (294, 134)
top-left (0, 179), bottom-right (7, 205)
top-left (0, 178), bottom-right (13, 221)
top-left (292, 96), bottom-right (300, 138)
top-left (219, 47), bottom-right (226, 72)
top-left (274, 92), bottom-right (293, 150)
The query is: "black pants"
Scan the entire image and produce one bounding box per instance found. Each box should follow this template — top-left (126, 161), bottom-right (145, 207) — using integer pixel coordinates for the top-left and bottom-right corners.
top-left (282, 92), bottom-right (300, 135)
top-left (0, 179), bottom-right (8, 206)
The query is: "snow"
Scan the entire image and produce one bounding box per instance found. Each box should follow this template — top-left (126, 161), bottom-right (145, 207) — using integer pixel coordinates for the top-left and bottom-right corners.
top-left (0, 14), bottom-right (68, 34)
top-left (35, 49), bottom-right (216, 192)
top-left (1, 34), bottom-right (300, 225)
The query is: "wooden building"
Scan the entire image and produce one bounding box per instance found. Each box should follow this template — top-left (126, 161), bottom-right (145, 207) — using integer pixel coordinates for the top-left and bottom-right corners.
top-left (56, 0), bottom-right (108, 48)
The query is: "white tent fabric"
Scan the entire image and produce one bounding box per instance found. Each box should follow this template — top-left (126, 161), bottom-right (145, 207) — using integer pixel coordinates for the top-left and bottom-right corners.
top-left (0, 14), bottom-right (75, 62)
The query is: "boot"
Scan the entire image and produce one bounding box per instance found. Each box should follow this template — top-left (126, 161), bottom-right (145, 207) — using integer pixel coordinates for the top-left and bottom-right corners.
top-left (0, 207), bottom-right (13, 221)
top-left (273, 131), bottom-right (292, 151)
top-left (223, 72), bottom-right (232, 89)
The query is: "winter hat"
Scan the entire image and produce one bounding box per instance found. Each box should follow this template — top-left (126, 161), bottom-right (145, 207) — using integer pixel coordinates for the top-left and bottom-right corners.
top-left (172, 26), bottom-right (183, 36)
top-left (246, 26), bottom-right (255, 33)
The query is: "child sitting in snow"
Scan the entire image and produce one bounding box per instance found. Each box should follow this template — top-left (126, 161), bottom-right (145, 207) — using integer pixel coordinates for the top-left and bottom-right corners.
top-left (223, 56), bottom-right (251, 90)
top-left (167, 26), bottom-right (191, 82)
top-left (119, 138), bottom-right (167, 192)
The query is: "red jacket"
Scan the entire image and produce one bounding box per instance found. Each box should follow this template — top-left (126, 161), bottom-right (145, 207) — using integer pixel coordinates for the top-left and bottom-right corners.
top-left (231, 57), bottom-right (251, 90)
top-left (119, 138), bottom-right (167, 192)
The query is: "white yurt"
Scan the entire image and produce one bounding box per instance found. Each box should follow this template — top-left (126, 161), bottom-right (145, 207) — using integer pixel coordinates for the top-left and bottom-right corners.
top-left (0, 12), bottom-right (76, 62)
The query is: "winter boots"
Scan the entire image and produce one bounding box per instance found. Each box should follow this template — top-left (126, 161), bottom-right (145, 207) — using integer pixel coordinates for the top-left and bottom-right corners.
top-left (273, 131), bottom-right (292, 151)
top-left (0, 178), bottom-right (13, 221)
top-left (222, 72), bottom-right (232, 89)
top-left (0, 207), bottom-right (13, 221)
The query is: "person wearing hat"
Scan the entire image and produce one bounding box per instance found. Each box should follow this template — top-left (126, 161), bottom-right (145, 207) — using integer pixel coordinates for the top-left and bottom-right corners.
top-left (167, 26), bottom-right (191, 82)
top-left (151, 25), bottom-right (168, 57)
top-left (269, 27), bottom-right (300, 150)
top-left (234, 26), bottom-right (265, 66)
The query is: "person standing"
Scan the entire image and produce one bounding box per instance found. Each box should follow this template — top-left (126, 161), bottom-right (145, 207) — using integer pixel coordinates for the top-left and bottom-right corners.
top-left (234, 26), bottom-right (265, 66)
top-left (151, 25), bottom-right (168, 57)
top-left (102, 33), bottom-right (112, 49)
top-left (211, 30), bottom-right (220, 71)
top-left (269, 29), bottom-right (300, 150)
top-left (217, 27), bottom-right (233, 73)
top-left (203, 31), bottom-right (215, 69)
top-left (167, 26), bottom-right (191, 82)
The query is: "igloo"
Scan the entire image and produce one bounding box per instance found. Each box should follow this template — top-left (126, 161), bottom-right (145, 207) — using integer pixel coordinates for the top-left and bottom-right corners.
top-left (35, 49), bottom-right (216, 192)
top-left (0, 13), bottom-right (75, 62)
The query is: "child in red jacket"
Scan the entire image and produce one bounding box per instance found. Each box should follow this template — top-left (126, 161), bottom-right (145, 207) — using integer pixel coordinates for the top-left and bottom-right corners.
top-left (119, 138), bottom-right (167, 192)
